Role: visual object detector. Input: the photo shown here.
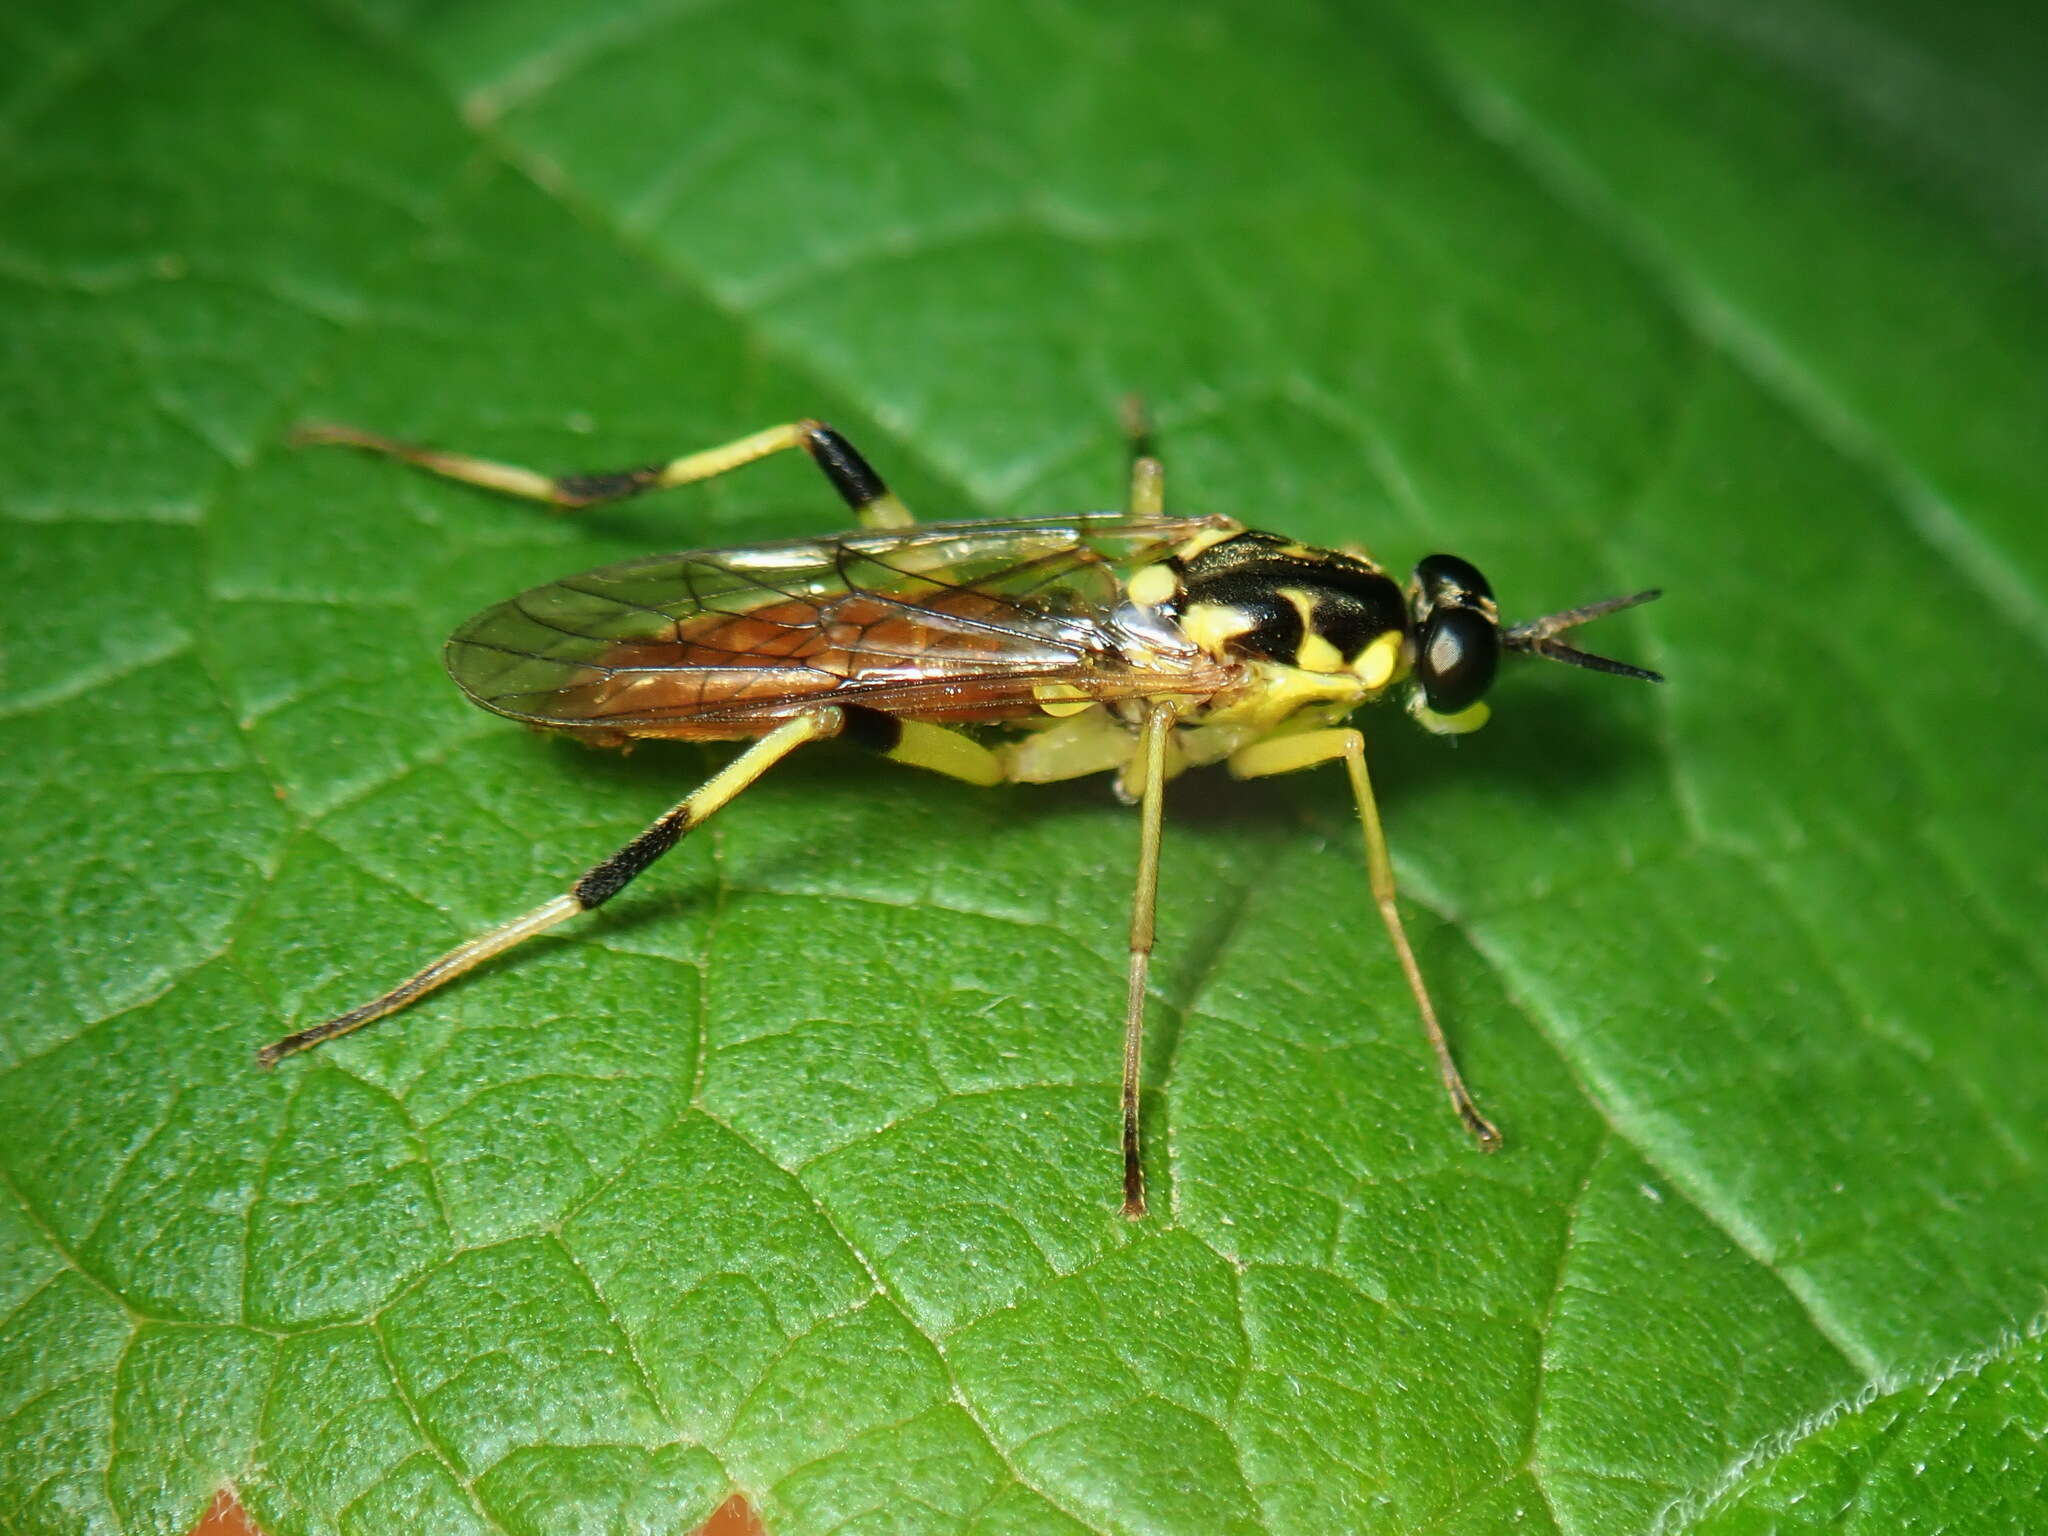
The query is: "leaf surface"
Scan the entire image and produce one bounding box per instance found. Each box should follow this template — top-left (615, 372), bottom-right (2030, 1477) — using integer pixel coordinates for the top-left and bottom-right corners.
top-left (3, 1), bottom-right (2045, 1532)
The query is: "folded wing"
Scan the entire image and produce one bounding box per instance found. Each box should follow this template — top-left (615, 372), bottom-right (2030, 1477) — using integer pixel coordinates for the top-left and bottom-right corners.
top-left (445, 515), bottom-right (1236, 738)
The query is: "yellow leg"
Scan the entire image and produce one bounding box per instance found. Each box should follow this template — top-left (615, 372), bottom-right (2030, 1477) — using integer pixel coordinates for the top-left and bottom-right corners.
top-left (1228, 728), bottom-right (1502, 1152)
top-left (258, 709), bottom-right (844, 1066)
top-left (1121, 699), bottom-right (1178, 1218)
top-left (1129, 454), bottom-right (1164, 520)
top-left (1002, 706), bottom-right (1134, 785)
top-left (841, 709), bottom-right (1004, 786)
top-left (291, 417), bottom-right (915, 527)
top-left (1121, 394), bottom-right (1165, 519)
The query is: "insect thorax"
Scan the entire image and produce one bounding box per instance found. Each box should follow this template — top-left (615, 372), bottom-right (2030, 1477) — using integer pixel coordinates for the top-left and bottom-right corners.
top-left (1129, 528), bottom-right (1415, 731)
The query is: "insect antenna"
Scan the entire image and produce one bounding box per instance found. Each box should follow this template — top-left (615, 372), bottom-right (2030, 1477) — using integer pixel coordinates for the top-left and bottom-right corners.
top-left (1503, 590), bottom-right (1665, 682)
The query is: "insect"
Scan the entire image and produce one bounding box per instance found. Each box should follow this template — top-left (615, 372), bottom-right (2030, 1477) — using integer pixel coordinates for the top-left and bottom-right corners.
top-left (257, 408), bottom-right (1661, 1218)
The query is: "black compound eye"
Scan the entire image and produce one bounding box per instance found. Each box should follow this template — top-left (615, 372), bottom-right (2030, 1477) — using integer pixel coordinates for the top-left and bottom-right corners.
top-left (1417, 606), bottom-right (1501, 714)
top-left (1412, 554), bottom-right (1493, 616)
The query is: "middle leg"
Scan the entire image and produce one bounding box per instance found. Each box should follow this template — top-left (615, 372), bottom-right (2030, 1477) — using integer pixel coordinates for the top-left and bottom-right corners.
top-left (1120, 698), bottom-right (1179, 1218)
top-left (1121, 394), bottom-right (1165, 519)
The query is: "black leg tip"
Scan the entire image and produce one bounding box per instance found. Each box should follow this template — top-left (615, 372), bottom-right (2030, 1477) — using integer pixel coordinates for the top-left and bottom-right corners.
top-left (1122, 1162), bottom-right (1148, 1220)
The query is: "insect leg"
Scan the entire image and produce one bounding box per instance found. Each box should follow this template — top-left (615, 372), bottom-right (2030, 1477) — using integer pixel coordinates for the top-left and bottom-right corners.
top-left (290, 419), bottom-right (916, 527)
top-left (1002, 705), bottom-right (1135, 785)
top-left (839, 707), bottom-right (1004, 785)
top-left (1228, 728), bottom-right (1502, 1152)
top-left (1121, 698), bottom-right (1178, 1219)
top-left (1120, 395), bottom-right (1164, 519)
top-left (256, 708), bottom-right (844, 1066)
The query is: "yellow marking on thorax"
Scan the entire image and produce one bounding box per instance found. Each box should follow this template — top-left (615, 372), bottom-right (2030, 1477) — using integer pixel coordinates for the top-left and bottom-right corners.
top-left (1275, 587), bottom-right (1343, 673)
top-left (1171, 524), bottom-right (1244, 563)
top-left (1354, 629), bottom-right (1406, 692)
top-left (1124, 561), bottom-right (1179, 608)
top-left (1296, 632), bottom-right (1344, 672)
top-left (1181, 601), bottom-right (1258, 656)
top-left (1197, 659), bottom-right (1367, 734)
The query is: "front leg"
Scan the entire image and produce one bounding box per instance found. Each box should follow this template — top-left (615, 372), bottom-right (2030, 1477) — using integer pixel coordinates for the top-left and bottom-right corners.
top-left (1228, 728), bottom-right (1502, 1152)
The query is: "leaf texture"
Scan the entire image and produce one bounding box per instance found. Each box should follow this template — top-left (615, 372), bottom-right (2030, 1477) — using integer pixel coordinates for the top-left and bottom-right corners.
top-left (2, 1), bottom-right (2044, 1532)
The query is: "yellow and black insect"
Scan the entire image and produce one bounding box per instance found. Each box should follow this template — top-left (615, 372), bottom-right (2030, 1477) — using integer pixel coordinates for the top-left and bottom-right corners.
top-left (258, 410), bottom-right (1660, 1218)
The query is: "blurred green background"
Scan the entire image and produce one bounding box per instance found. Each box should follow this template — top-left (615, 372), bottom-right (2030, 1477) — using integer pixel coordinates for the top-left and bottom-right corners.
top-left (3, 1), bottom-right (2045, 1533)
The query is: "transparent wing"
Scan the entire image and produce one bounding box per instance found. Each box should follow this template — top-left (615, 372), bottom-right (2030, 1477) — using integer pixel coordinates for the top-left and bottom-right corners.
top-left (445, 514), bottom-right (1236, 735)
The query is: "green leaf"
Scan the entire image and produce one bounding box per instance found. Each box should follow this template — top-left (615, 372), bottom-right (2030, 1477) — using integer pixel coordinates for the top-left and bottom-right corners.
top-left (4, 1), bottom-right (2044, 1532)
